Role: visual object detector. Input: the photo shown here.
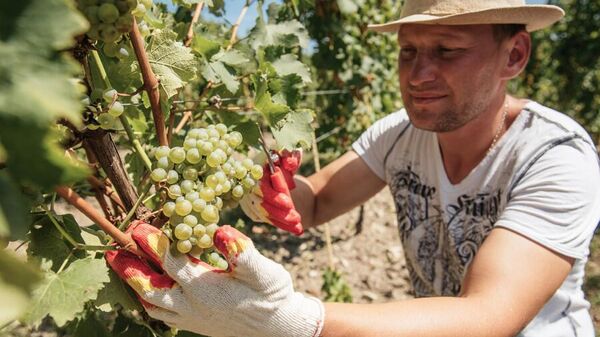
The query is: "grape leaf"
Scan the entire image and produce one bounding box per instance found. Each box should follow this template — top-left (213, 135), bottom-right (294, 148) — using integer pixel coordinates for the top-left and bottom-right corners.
top-left (209, 61), bottom-right (239, 94)
top-left (272, 54), bottom-right (311, 84)
top-left (0, 0), bottom-right (90, 189)
top-left (271, 74), bottom-right (303, 109)
top-left (147, 29), bottom-right (199, 99)
top-left (213, 49), bottom-right (250, 66)
top-left (95, 269), bottom-right (142, 312)
top-left (253, 75), bottom-right (290, 126)
top-left (192, 35), bottom-right (221, 59)
top-left (24, 257), bottom-right (110, 327)
top-left (250, 19), bottom-right (309, 50)
top-left (271, 109), bottom-right (314, 150)
top-left (27, 213), bottom-right (86, 272)
top-left (0, 250), bottom-right (41, 325)
top-left (234, 121), bottom-right (260, 147)
top-left (0, 171), bottom-right (30, 240)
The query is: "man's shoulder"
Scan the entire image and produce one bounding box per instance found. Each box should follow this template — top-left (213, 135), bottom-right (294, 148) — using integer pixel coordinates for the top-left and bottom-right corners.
top-left (522, 101), bottom-right (592, 142)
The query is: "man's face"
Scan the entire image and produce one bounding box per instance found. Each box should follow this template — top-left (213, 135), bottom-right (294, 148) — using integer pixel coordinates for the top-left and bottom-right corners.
top-left (397, 24), bottom-right (506, 132)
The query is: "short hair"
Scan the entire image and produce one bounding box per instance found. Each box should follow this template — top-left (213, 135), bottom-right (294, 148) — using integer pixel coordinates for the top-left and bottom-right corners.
top-left (492, 24), bottom-right (527, 42)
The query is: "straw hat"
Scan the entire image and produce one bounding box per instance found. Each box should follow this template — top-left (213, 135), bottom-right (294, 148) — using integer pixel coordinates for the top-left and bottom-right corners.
top-left (368, 0), bottom-right (565, 33)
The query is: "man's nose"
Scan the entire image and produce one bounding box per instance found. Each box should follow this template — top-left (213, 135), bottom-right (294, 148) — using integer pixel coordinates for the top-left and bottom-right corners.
top-left (408, 54), bottom-right (437, 87)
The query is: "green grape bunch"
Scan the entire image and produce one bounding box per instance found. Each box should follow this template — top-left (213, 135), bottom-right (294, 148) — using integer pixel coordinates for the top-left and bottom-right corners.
top-left (149, 124), bottom-right (264, 268)
top-left (85, 88), bottom-right (125, 131)
top-left (76, 0), bottom-right (152, 43)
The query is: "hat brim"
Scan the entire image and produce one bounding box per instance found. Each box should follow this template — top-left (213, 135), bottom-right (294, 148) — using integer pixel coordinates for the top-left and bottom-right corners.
top-left (368, 5), bottom-right (565, 33)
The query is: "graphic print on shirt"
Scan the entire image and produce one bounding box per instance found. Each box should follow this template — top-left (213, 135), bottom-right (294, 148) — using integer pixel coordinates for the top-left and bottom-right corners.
top-left (389, 164), bottom-right (502, 297)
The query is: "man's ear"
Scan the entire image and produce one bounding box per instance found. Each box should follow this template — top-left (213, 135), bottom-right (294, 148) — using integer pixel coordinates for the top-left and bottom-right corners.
top-left (500, 31), bottom-right (531, 80)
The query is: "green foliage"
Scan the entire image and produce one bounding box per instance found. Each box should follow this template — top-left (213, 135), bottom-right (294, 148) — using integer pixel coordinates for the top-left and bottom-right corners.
top-left (24, 257), bottom-right (110, 327)
top-left (322, 267), bottom-right (353, 303)
top-left (0, 250), bottom-right (42, 326)
top-left (514, 0), bottom-right (600, 141)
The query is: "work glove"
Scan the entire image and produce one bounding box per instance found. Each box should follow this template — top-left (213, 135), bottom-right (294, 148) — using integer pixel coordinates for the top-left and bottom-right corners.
top-left (240, 150), bottom-right (304, 235)
top-left (105, 221), bottom-right (324, 337)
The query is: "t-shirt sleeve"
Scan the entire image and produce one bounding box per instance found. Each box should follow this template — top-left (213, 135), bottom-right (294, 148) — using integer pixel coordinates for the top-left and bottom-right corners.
top-left (495, 139), bottom-right (600, 260)
top-left (351, 110), bottom-right (410, 182)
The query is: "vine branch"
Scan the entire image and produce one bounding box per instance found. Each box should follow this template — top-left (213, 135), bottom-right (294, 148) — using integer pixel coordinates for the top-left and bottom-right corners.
top-left (184, 1), bottom-right (205, 47)
top-left (130, 17), bottom-right (168, 146)
top-left (55, 186), bottom-right (145, 257)
top-left (227, 0), bottom-right (253, 51)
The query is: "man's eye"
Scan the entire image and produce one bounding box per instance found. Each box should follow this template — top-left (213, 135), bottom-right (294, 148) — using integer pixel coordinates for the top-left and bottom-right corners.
top-left (400, 48), bottom-right (416, 58)
top-left (438, 47), bottom-right (462, 56)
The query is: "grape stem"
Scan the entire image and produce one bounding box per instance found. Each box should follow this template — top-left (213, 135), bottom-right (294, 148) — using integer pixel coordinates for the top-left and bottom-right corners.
top-left (258, 129), bottom-right (275, 174)
top-left (130, 17), bottom-right (168, 146)
top-left (184, 1), bottom-right (205, 47)
top-left (55, 186), bottom-right (147, 257)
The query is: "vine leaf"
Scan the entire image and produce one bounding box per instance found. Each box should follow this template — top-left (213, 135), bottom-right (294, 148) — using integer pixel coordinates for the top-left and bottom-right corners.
top-left (0, 250), bottom-right (42, 326)
top-left (234, 121), bottom-right (260, 147)
top-left (192, 35), bottom-right (221, 59)
top-left (0, 171), bottom-right (30, 240)
top-left (27, 214), bottom-right (86, 273)
top-left (272, 54), bottom-right (311, 84)
top-left (250, 19), bottom-right (309, 49)
top-left (214, 49), bottom-right (249, 66)
top-left (0, 0), bottom-right (90, 189)
top-left (271, 109), bottom-right (314, 150)
top-left (95, 269), bottom-right (142, 312)
top-left (147, 29), bottom-right (198, 99)
top-left (24, 257), bottom-right (110, 327)
top-left (253, 75), bottom-right (290, 126)
top-left (202, 61), bottom-right (239, 94)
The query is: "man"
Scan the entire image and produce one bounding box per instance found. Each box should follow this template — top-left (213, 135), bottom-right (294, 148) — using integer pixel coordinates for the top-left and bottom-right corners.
top-left (107, 1), bottom-right (600, 336)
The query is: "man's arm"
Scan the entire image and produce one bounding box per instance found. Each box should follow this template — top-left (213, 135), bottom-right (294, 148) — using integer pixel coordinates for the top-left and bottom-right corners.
top-left (320, 227), bottom-right (574, 337)
top-left (291, 151), bottom-right (386, 229)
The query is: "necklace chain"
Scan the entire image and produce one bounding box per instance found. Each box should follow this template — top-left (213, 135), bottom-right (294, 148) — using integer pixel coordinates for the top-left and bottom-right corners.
top-left (487, 99), bottom-right (509, 155)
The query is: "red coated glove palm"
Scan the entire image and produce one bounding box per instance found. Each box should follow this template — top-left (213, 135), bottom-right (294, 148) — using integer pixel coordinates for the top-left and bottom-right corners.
top-left (240, 150), bottom-right (304, 235)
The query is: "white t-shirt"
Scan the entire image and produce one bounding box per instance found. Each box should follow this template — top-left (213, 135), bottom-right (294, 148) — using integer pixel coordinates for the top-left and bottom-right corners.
top-left (352, 101), bottom-right (600, 337)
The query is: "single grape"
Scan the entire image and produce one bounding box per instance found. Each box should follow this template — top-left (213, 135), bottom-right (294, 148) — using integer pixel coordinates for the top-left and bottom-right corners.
top-left (174, 223), bottom-right (193, 240)
top-left (232, 185), bottom-right (244, 198)
top-left (214, 184), bottom-right (223, 195)
top-left (192, 198), bottom-right (207, 212)
top-left (132, 3), bottom-right (146, 17)
top-left (227, 131), bottom-right (243, 148)
top-left (222, 180), bottom-right (232, 193)
top-left (175, 199), bottom-right (192, 216)
top-left (138, 21), bottom-right (150, 36)
top-left (166, 170), bottom-right (179, 184)
top-left (169, 147), bottom-right (186, 164)
top-left (185, 191), bottom-right (200, 202)
top-left (193, 224), bottom-right (206, 236)
top-left (98, 113), bottom-right (116, 129)
top-left (155, 145), bottom-right (170, 159)
top-left (162, 227), bottom-right (172, 239)
top-left (87, 123), bottom-right (100, 130)
top-left (168, 184), bottom-right (182, 199)
top-left (183, 138), bottom-right (197, 150)
top-left (234, 165), bottom-right (247, 179)
top-left (99, 24), bottom-right (120, 42)
top-left (98, 3), bottom-right (120, 23)
top-left (188, 236), bottom-right (198, 246)
top-left (206, 223), bottom-right (219, 237)
top-left (177, 239), bottom-right (193, 254)
top-left (217, 140), bottom-right (229, 152)
top-left (242, 176), bottom-right (256, 189)
top-left (115, 13), bottom-right (133, 32)
top-left (180, 179), bottom-right (195, 194)
top-left (214, 197), bottom-right (223, 209)
top-left (199, 186), bottom-right (215, 202)
top-left (182, 167), bottom-right (198, 181)
top-left (198, 141), bottom-right (213, 156)
top-left (108, 101), bottom-right (124, 117)
top-left (187, 128), bottom-right (200, 139)
top-left (197, 234), bottom-right (213, 248)
top-left (209, 252), bottom-right (221, 264)
top-left (162, 201), bottom-right (176, 217)
top-left (208, 128), bottom-right (220, 140)
top-left (242, 158), bottom-right (254, 170)
top-left (186, 148), bottom-right (202, 164)
top-left (214, 171), bottom-right (227, 183)
top-left (84, 6), bottom-right (101, 25)
top-left (115, 0), bottom-right (130, 14)
top-left (103, 88), bottom-right (118, 102)
top-left (205, 174), bottom-right (218, 188)
top-left (151, 168), bottom-right (167, 182)
top-left (222, 162), bottom-right (233, 174)
top-left (206, 152), bottom-right (221, 167)
top-left (117, 47), bottom-right (129, 58)
top-left (215, 123), bottom-right (228, 136)
top-left (183, 214), bottom-right (198, 227)
top-left (201, 205), bottom-right (219, 223)
top-left (250, 164), bottom-right (264, 180)
top-left (215, 259), bottom-right (229, 270)
top-left (156, 156), bottom-right (173, 170)
top-left (175, 196), bottom-right (185, 203)
top-left (196, 128), bottom-right (209, 140)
